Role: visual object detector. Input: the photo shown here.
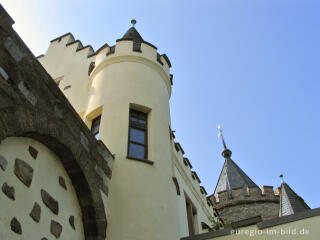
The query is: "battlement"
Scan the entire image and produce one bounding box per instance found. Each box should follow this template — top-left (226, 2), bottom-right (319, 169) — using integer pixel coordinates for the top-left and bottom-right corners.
top-left (41, 32), bottom-right (96, 65)
top-left (171, 138), bottom-right (213, 213)
top-left (91, 39), bottom-right (172, 91)
top-left (40, 32), bottom-right (173, 97)
top-left (212, 186), bottom-right (280, 210)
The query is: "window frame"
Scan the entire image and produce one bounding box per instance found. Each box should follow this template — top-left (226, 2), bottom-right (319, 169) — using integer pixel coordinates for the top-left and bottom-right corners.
top-left (127, 109), bottom-right (152, 164)
top-left (185, 194), bottom-right (198, 236)
top-left (91, 115), bottom-right (101, 139)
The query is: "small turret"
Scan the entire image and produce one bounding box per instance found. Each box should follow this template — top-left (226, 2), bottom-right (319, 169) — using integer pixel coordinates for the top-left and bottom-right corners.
top-left (279, 174), bottom-right (310, 217)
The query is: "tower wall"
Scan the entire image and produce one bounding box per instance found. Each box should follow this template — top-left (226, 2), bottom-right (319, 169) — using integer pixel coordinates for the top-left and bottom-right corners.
top-left (88, 39), bottom-right (179, 240)
top-left (210, 186), bottom-right (280, 224)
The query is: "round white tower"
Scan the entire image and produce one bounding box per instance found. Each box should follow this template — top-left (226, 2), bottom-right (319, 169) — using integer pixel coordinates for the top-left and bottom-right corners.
top-left (86, 21), bottom-right (178, 240)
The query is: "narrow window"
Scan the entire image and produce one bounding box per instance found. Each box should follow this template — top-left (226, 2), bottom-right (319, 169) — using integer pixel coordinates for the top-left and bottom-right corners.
top-left (91, 115), bottom-right (101, 139)
top-left (185, 196), bottom-right (197, 236)
top-left (128, 109), bottom-right (147, 159)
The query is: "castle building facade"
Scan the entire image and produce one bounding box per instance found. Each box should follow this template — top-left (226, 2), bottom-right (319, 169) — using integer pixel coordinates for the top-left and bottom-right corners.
top-left (0, 5), bottom-right (316, 240)
top-left (37, 19), bottom-right (216, 240)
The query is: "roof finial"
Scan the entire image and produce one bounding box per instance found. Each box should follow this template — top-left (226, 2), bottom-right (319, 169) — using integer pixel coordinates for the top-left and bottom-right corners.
top-left (279, 174), bottom-right (285, 183)
top-left (131, 19), bottom-right (137, 27)
top-left (218, 125), bottom-right (232, 158)
top-left (218, 125), bottom-right (227, 150)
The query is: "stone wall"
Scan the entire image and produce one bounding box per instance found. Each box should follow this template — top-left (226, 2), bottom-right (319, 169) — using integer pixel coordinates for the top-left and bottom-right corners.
top-left (216, 201), bottom-right (279, 224)
top-left (0, 137), bottom-right (86, 239)
top-left (210, 186), bottom-right (279, 224)
top-left (0, 4), bottom-right (113, 240)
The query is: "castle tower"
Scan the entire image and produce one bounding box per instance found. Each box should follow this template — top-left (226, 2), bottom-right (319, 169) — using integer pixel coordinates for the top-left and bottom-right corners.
top-left (210, 128), bottom-right (280, 224)
top-left (86, 21), bottom-right (178, 240)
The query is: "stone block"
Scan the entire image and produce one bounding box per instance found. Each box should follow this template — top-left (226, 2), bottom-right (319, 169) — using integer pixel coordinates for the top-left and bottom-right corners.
top-left (14, 158), bottom-right (33, 187)
top-left (29, 202), bottom-right (41, 222)
top-left (51, 220), bottom-right (62, 238)
top-left (28, 145), bottom-right (38, 159)
top-left (41, 189), bottom-right (59, 215)
top-left (69, 216), bottom-right (75, 230)
top-left (0, 154), bottom-right (8, 171)
top-left (2, 182), bottom-right (15, 200)
top-left (10, 217), bottom-right (22, 234)
top-left (59, 176), bottom-right (67, 190)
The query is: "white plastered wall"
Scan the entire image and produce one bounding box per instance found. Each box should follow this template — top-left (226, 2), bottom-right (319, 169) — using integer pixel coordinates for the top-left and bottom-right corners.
top-left (38, 35), bottom-right (93, 114)
top-left (0, 137), bottom-right (85, 239)
top-left (173, 155), bottom-right (214, 237)
top-left (87, 42), bottom-right (179, 239)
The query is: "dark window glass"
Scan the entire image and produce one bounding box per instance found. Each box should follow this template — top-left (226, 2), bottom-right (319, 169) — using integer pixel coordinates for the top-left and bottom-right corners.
top-left (130, 128), bottom-right (145, 144)
top-left (91, 115), bottom-right (101, 139)
top-left (128, 109), bottom-right (147, 159)
top-left (128, 143), bottom-right (145, 159)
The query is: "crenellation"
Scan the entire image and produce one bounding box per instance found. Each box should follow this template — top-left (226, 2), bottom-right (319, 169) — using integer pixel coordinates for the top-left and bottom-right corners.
top-left (76, 45), bottom-right (94, 56)
top-left (214, 186), bottom-right (279, 207)
top-left (217, 190), bottom-right (229, 203)
top-left (200, 186), bottom-right (207, 195)
top-left (232, 187), bottom-right (245, 200)
top-left (50, 32), bottom-right (74, 43)
top-left (191, 171), bottom-right (201, 184)
top-left (247, 186), bottom-right (262, 198)
top-left (171, 139), bottom-right (213, 214)
top-left (65, 39), bottom-right (83, 52)
top-left (183, 157), bottom-right (193, 168)
top-left (213, 184), bottom-right (280, 224)
top-left (262, 185), bottom-right (274, 195)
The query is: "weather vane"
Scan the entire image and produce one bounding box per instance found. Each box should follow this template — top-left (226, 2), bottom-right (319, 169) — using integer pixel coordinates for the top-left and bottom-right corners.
top-left (131, 19), bottom-right (136, 27)
top-left (217, 125), bottom-right (227, 150)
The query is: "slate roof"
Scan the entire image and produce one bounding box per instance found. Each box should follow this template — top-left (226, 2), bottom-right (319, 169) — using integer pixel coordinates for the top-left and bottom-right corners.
top-left (279, 182), bottom-right (310, 216)
top-left (119, 27), bottom-right (144, 43)
top-left (214, 154), bottom-right (258, 200)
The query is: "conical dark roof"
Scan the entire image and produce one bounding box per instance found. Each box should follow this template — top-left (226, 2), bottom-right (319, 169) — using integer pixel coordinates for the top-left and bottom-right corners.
top-left (214, 157), bottom-right (258, 200)
top-left (279, 182), bottom-right (310, 216)
top-left (120, 27), bottom-right (144, 43)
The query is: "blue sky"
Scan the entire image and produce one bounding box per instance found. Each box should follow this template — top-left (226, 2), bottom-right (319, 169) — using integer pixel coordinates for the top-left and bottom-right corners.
top-left (2, 0), bottom-right (319, 208)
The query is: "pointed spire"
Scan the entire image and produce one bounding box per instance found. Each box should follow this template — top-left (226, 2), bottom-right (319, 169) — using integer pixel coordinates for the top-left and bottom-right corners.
top-left (214, 126), bottom-right (257, 200)
top-left (119, 19), bottom-right (144, 43)
top-left (279, 179), bottom-right (310, 216)
top-left (217, 125), bottom-right (232, 158)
